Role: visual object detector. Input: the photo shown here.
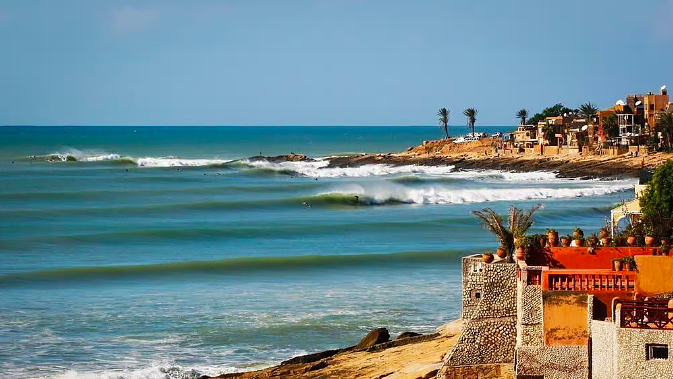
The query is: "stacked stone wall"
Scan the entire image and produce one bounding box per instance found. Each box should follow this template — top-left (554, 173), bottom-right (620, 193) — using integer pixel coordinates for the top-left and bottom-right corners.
top-left (515, 346), bottom-right (588, 379)
top-left (590, 320), bottom-right (615, 379)
top-left (440, 363), bottom-right (514, 379)
top-left (438, 260), bottom-right (517, 378)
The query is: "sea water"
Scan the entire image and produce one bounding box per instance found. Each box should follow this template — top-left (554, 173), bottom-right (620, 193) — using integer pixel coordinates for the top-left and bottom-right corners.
top-left (0, 126), bottom-right (635, 379)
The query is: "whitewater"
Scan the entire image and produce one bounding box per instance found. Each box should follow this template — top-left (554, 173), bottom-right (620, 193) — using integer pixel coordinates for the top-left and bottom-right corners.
top-left (0, 126), bottom-right (636, 379)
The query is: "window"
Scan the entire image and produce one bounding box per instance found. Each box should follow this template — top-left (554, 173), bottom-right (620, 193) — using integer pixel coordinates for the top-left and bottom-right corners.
top-left (475, 292), bottom-right (481, 299)
top-left (647, 344), bottom-right (668, 360)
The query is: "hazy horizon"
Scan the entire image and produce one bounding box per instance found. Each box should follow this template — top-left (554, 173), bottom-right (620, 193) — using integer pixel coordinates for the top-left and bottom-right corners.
top-left (1, 0), bottom-right (671, 126)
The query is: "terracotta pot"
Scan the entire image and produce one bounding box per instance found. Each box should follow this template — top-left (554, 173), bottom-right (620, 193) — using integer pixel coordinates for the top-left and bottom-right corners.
top-left (599, 229), bottom-right (609, 239)
top-left (515, 247), bottom-right (526, 261)
top-left (613, 260), bottom-right (622, 271)
top-left (588, 237), bottom-right (598, 247)
top-left (623, 262), bottom-right (632, 271)
top-left (661, 239), bottom-right (669, 246)
top-left (645, 236), bottom-right (656, 247)
top-left (601, 237), bottom-right (611, 246)
top-left (496, 247), bottom-right (507, 259)
top-left (561, 237), bottom-right (570, 247)
top-left (627, 236), bottom-right (637, 246)
top-left (574, 238), bottom-right (584, 247)
top-left (573, 231), bottom-right (581, 239)
top-left (539, 237), bottom-right (547, 247)
top-left (482, 254), bottom-right (494, 264)
top-left (547, 232), bottom-right (558, 247)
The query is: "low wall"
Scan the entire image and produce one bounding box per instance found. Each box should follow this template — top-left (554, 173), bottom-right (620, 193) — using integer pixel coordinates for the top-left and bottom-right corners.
top-left (516, 346), bottom-right (588, 379)
top-left (635, 255), bottom-right (673, 296)
top-left (591, 320), bottom-right (615, 379)
top-left (546, 247), bottom-right (657, 269)
top-left (440, 364), bottom-right (514, 379)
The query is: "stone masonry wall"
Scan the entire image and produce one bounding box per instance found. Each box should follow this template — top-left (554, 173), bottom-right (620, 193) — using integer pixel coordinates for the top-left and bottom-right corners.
top-left (591, 320), bottom-right (615, 379)
top-left (438, 259), bottom-right (517, 379)
top-left (516, 346), bottom-right (588, 379)
top-left (615, 327), bottom-right (673, 379)
top-left (440, 363), bottom-right (514, 379)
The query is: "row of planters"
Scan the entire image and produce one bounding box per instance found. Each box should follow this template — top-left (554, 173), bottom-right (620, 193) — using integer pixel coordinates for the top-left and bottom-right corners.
top-left (482, 233), bottom-right (544, 263)
top-left (547, 226), bottom-right (672, 254)
top-left (612, 256), bottom-right (637, 271)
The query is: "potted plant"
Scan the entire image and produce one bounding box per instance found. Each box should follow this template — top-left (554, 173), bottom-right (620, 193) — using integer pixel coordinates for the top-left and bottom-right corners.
top-left (471, 204), bottom-right (543, 263)
top-left (621, 256), bottom-right (636, 271)
top-left (560, 234), bottom-right (571, 247)
top-left (573, 227), bottom-right (584, 239)
top-left (587, 233), bottom-right (599, 248)
top-left (644, 225), bottom-right (656, 247)
top-left (515, 238), bottom-right (526, 261)
top-left (599, 226), bottom-right (611, 246)
top-left (612, 258), bottom-right (622, 271)
top-left (659, 243), bottom-right (671, 256)
top-left (496, 246), bottom-right (507, 259)
top-left (599, 226), bottom-right (609, 240)
top-left (482, 251), bottom-right (494, 263)
top-left (546, 228), bottom-right (559, 247)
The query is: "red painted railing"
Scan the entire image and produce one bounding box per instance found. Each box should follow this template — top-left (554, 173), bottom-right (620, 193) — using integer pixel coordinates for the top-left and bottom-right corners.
top-left (542, 269), bottom-right (636, 292)
top-left (619, 301), bottom-right (673, 329)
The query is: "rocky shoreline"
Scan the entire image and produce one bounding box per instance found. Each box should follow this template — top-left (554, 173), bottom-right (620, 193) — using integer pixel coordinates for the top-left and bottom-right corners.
top-left (206, 321), bottom-right (465, 379)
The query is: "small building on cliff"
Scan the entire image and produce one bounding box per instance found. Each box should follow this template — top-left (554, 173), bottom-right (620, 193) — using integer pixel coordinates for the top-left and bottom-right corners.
top-left (438, 245), bottom-right (673, 379)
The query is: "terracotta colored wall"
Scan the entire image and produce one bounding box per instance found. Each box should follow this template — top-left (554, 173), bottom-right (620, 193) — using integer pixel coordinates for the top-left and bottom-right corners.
top-left (544, 247), bottom-right (656, 269)
top-left (542, 292), bottom-right (589, 346)
top-left (635, 255), bottom-right (673, 296)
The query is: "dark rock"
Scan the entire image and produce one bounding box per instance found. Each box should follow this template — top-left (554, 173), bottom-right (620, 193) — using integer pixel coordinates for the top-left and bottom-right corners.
top-left (356, 328), bottom-right (390, 349)
top-left (304, 360), bottom-right (328, 372)
top-left (395, 331), bottom-right (422, 340)
top-left (280, 348), bottom-right (343, 365)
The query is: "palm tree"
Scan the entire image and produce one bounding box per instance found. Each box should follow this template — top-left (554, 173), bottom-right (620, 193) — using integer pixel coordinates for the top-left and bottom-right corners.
top-left (471, 204), bottom-right (542, 262)
top-left (579, 102), bottom-right (598, 124)
top-left (463, 108), bottom-right (478, 136)
top-left (437, 108), bottom-right (450, 139)
top-left (516, 109), bottom-right (528, 126)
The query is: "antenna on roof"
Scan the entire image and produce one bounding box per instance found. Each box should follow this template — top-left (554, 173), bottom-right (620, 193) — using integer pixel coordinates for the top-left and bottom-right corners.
top-left (636, 100), bottom-right (642, 106)
top-left (616, 100), bottom-right (625, 106)
top-left (662, 85), bottom-right (667, 91)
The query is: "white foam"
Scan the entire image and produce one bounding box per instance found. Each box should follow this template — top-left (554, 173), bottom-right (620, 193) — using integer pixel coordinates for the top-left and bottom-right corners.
top-left (319, 181), bottom-right (633, 205)
top-left (242, 159), bottom-right (457, 178)
top-left (40, 362), bottom-right (244, 379)
top-left (133, 157), bottom-right (231, 168)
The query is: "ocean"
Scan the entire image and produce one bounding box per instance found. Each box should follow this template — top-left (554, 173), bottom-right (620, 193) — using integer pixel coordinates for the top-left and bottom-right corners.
top-left (0, 126), bottom-right (635, 379)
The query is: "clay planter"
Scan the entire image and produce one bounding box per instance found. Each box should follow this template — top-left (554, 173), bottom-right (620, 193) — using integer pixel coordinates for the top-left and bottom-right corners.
top-left (599, 229), bottom-right (609, 239)
top-left (496, 247), bottom-right (507, 259)
top-left (601, 237), bottom-right (611, 246)
top-left (587, 237), bottom-right (598, 247)
top-left (515, 247), bottom-right (526, 261)
top-left (613, 260), bottom-right (622, 271)
top-left (561, 237), bottom-right (570, 247)
top-left (645, 236), bottom-right (656, 247)
top-left (482, 254), bottom-right (494, 264)
top-left (627, 236), bottom-right (637, 246)
top-left (574, 238), bottom-right (584, 247)
top-left (661, 239), bottom-right (670, 246)
top-left (539, 237), bottom-right (547, 247)
top-left (573, 231), bottom-right (581, 239)
top-left (547, 232), bottom-right (559, 247)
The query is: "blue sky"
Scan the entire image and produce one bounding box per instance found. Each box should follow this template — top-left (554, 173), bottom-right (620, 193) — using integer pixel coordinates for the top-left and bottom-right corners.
top-left (0, 0), bottom-right (672, 126)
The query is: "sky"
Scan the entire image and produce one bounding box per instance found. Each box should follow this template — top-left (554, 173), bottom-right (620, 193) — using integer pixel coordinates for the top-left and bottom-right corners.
top-left (0, 0), bottom-right (672, 126)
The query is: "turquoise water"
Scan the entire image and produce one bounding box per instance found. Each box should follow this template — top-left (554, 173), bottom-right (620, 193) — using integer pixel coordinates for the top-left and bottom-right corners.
top-left (0, 126), bottom-right (634, 379)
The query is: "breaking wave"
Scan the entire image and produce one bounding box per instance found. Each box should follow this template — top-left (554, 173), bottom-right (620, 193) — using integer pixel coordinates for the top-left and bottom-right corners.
top-left (29, 150), bottom-right (232, 168)
top-left (37, 362), bottom-right (243, 379)
top-left (316, 181), bottom-right (633, 205)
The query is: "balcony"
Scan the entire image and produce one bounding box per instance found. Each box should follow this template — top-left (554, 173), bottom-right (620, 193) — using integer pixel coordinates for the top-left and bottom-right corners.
top-left (542, 269), bottom-right (636, 292)
top-left (617, 300), bottom-right (673, 329)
